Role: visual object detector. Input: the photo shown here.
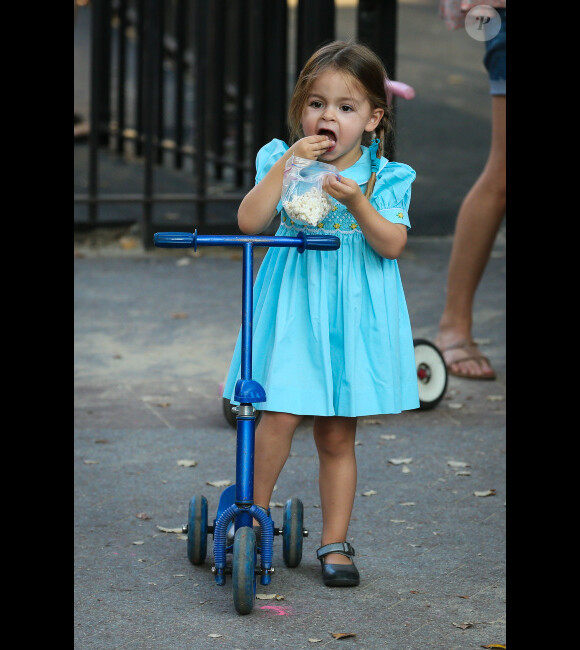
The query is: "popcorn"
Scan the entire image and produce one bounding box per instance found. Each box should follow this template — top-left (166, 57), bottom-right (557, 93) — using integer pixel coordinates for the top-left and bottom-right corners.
top-left (282, 187), bottom-right (333, 227)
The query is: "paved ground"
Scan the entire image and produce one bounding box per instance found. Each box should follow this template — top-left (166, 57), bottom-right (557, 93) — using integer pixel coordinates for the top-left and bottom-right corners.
top-left (74, 229), bottom-right (506, 649)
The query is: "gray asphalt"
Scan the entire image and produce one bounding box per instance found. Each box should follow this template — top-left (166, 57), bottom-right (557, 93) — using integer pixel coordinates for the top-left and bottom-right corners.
top-left (74, 231), bottom-right (506, 649)
top-left (74, 1), bottom-right (506, 648)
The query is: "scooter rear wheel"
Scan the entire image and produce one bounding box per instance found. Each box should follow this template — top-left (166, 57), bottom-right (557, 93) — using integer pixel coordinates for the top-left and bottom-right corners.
top-left (282, 498), bottom-right (304, 568)
top-left (187, 495), bottom-right (208, 565)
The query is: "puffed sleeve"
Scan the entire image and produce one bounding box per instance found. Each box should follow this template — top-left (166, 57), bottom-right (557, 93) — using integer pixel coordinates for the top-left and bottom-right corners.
top-left (254, 139), bottom-right (289, 215)
top-left (255, 138), bottom-right (289, 184)
top-left (372, 162), bottom-right (416, 230)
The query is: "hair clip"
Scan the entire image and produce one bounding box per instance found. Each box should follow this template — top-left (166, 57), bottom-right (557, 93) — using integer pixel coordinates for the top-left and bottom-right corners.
top-left (369, 138), bottom-right (381, 173)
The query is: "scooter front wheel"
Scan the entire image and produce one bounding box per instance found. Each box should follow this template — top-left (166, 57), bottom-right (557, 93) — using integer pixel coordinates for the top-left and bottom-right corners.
top-left (232, 526), bottom-right (257, 615)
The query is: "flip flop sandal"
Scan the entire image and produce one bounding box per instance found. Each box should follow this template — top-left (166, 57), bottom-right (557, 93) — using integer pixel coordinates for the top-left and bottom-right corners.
top-left (439, 339), bottom-right (496, 380)
top-left (317, 542), bottom-right (360, 587)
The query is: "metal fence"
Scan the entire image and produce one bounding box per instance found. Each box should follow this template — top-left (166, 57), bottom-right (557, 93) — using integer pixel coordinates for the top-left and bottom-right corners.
top-left (74, 0), bottom-right (398, 247)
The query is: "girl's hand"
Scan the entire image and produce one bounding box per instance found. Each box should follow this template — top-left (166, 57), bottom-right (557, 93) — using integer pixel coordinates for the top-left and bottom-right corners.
top-left (322, 174), bottom-right (365, 213)
top-left (288, 135), bottom-right (332, 161)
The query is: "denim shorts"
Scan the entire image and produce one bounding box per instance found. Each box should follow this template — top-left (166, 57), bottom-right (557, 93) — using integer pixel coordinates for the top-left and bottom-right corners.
top-left (483, 8), bottom-right (506, 95)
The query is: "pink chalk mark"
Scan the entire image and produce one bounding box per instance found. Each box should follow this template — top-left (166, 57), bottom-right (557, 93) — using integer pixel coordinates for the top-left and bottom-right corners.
top-left (260, 605), bottom-right (291, 616)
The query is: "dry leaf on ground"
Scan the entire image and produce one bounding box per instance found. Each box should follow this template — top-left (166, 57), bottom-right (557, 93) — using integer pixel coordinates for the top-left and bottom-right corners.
top-left (157, 525), bottom-right (183, 533)
top-left (452, 622), bottom-right (473, 630)
top-left (331, 632), bottom-right (356, 639)
top-left (177, 459), bottom-right (198, 467)
top-left (361, 490), bottom-right (377, 497)
top-left (474, 489), bottom-right (496, 497)
top-left (388, 458), bottom-right (413, 465)
top-left (206, 480), bottom-right (233, 487)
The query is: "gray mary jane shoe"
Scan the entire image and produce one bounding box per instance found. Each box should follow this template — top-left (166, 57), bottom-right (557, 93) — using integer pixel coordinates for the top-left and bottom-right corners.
top-left (316, 542), bottom-right (360, 587)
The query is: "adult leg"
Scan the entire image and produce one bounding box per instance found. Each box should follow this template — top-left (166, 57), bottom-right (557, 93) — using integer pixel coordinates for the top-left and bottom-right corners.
top-left (436, 95), bottom-right (506, 378)
top-left (252, 410), bottom-right (303, 512)
top-left (313, 415), bottom-right (358, 565)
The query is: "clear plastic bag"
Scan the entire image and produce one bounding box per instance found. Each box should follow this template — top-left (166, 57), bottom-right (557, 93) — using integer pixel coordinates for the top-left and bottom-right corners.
top-left (281, 155), bottom-right (340, 227)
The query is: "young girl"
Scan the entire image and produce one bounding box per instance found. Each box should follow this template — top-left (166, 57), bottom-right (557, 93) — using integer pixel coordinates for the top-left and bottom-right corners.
top-left (223, 41), bottom-right (419, 587)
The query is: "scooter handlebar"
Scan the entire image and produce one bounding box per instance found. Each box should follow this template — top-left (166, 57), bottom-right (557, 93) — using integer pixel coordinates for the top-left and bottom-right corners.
top-left (153, 231), bottom-right (340, 252)
top-left (299, 234), bottom-right (340, 251)
top-left (153, 232), bottom-right (196, 248)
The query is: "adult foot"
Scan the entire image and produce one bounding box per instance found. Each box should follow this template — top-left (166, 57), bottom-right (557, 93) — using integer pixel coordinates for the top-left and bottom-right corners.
top-left (435, 337), bottom-right (496, 380)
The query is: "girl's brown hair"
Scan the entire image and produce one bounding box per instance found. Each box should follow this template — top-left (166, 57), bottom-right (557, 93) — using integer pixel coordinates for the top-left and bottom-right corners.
top-left (287, 40), bottom-right (393, 199)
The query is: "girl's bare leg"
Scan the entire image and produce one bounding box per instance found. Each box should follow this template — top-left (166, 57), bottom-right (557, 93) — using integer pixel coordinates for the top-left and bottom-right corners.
top-left (436, 95), bottom-right (506, 377)
top-left (252, 410), bottom-right (303, 513)
top-left (313, 416), bottom-right (358, 565)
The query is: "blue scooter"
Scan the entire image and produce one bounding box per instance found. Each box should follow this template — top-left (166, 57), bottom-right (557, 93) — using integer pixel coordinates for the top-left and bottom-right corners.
top-left (154, 230), bottom-right (340, 614)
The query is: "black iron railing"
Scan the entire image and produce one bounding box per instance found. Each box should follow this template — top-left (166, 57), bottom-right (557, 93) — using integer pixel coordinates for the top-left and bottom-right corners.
top-left (74, 0), bottom-right (397, 247)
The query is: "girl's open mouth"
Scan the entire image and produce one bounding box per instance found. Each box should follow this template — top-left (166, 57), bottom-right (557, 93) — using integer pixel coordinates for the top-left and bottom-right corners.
top-left (318, 128), bottom-right (337, 153)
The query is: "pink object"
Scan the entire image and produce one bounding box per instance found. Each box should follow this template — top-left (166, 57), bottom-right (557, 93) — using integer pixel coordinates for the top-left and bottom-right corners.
top-left (385, 80), bottom-right (416, 104)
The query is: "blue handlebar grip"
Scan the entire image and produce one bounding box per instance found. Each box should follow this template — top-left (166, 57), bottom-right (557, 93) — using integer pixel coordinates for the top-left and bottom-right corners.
top-left (154, 231), bottom-right (197, 248)
top-left (301, 234), bottom-right (341, 251)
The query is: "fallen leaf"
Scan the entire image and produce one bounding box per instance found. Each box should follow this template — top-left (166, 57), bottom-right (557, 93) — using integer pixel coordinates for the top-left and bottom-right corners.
top-left (154, 402), bottom-right (171, 408)
top-left (390, 519), bottom-right (406, 523)
top-left (456, 471), bottom-right (471, 476)
top-left (380, 434), bottom-right (396, 440)
top-left (207, 633), bottom-right (223, 638)
top-left (135, 512), bottom-right (151, 520)
top-left (177, 459), bottom-right (198, 467)
top-left (401, 465), bottom-right (411, 473)
top-left (308, 640), bottom-right (323, 644)
top-left (486, 395), bottom-right (504, 401)
top-left (400, 502), bottom-right (416, 506)
top-left (481, 645), bottom-right (506, 649)
top-left (94, 439), bottom-right (110, 444)
top-left (176, 257), bottom-right (190, 266)
top-left (452, 622), bottom-right (473, 629)
top-left (83, 460), bottom-right (99, 465)
top-left (474, 489), bottom-right (496, 497)
top-left (119, 235), bottom-right (138, 250)
top-left (388, 458), bottom-right (413, 465)
top-left (331, 632), bottom-right (356, 639)
top-left (171, 312), bottom-right (189, 319)
top-left (206, 480), bottom-right (233, 487)
top-left (448, 403), bottom-right (463, 409)
top-left (157, 525), bottom-right (183, 533)
top-left (361, 490), bottom-right (377, 497)
top-left (132, 540), bottom-right (145, 545)
top-left (447, 460), bottom-right (470, 468)
top-left (256, 593), bottom-right (283, 600)
top-left (269, 502), bottom-right (285, 508)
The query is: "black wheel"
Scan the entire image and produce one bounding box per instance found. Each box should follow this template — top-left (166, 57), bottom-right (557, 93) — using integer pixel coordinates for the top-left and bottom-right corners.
top-left (232, 526), bottom-right (257, 615)
top-left (282, 498), bottom-right (304, 568)
top-left (413, 339), bottom-right (448, 410)
top-left (222, 398), bottom-right (262, 429)
top-left (187, 495), bottom-right (208, 565)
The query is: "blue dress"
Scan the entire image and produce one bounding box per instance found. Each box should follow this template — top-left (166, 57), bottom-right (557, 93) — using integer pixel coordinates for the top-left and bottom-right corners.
top-left (223, 139), bottom-right (420, 417)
